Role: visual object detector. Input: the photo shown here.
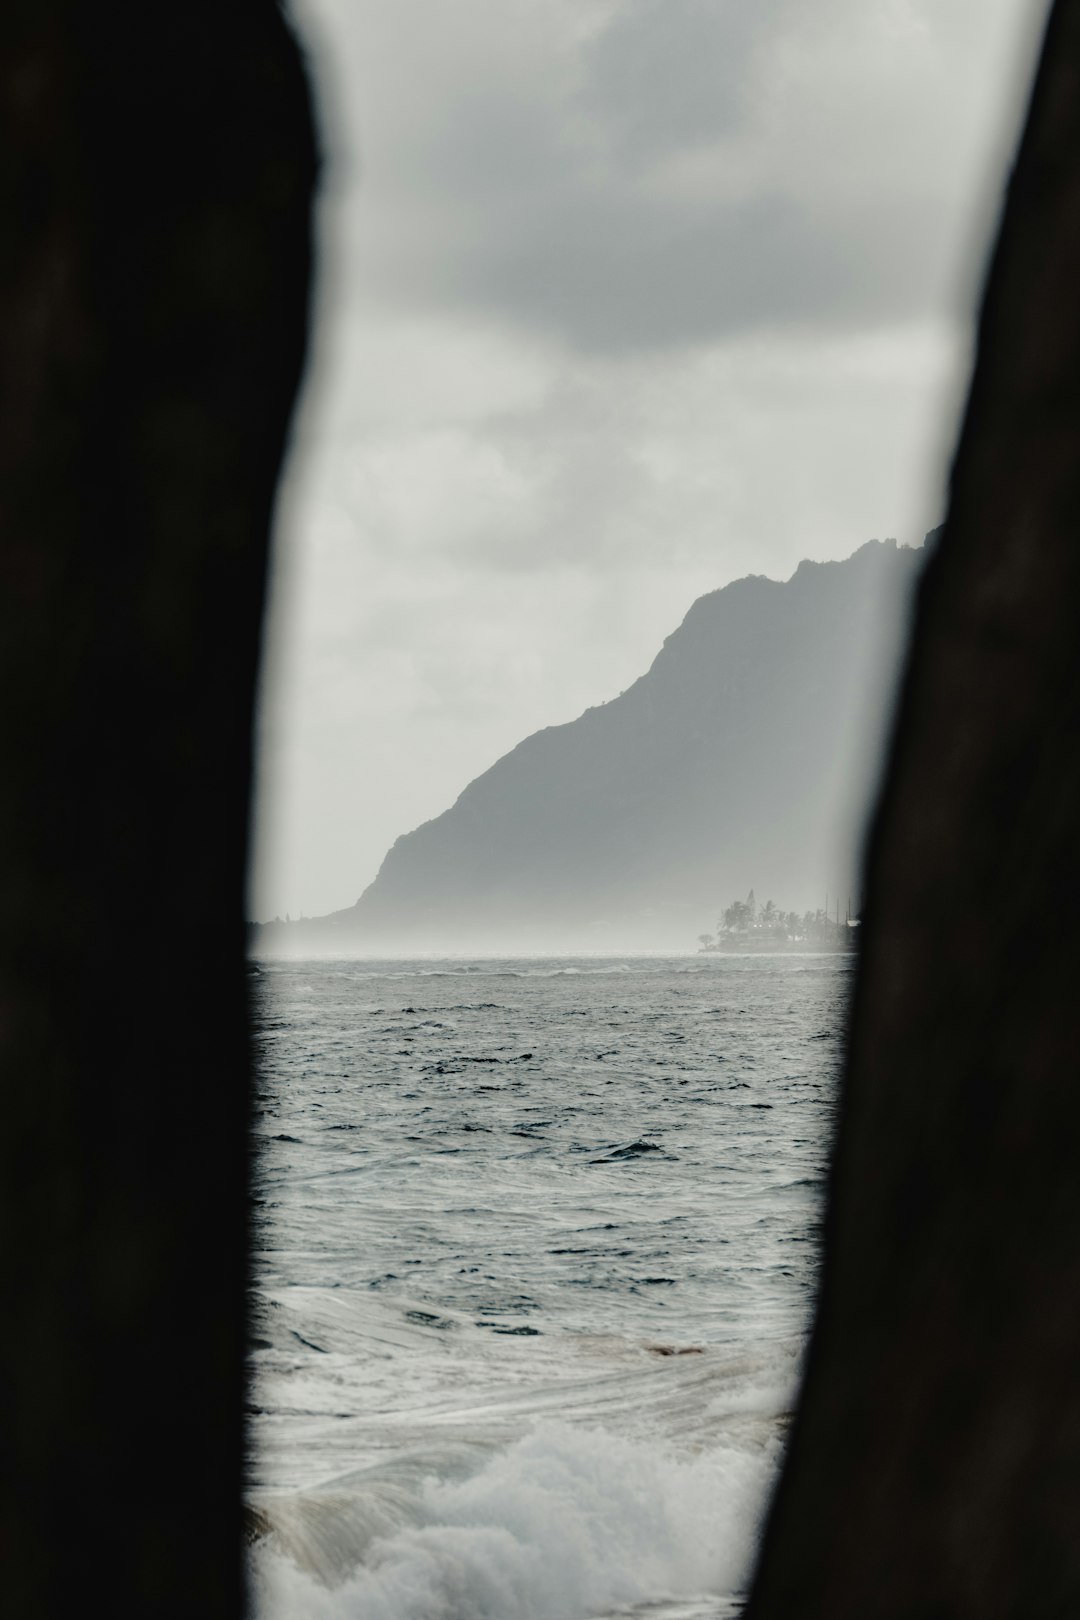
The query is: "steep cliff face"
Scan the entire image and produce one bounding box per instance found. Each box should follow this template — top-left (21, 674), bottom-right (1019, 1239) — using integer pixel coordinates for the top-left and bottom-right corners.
top-left (299, 538), bottom-right (926, 951)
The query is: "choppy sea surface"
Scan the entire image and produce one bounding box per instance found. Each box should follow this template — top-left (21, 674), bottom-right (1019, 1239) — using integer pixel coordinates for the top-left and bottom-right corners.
top-left (248, 955), bottom-right (849, 1620)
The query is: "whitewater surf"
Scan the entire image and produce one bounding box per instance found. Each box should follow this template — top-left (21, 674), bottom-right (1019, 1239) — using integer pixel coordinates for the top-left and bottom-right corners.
top-left (247, 955), bottom-right (845, 1619)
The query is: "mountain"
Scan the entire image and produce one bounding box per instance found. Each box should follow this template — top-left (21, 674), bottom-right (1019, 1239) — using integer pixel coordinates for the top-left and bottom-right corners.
top-left (259, 537), bottom-right (928, 953)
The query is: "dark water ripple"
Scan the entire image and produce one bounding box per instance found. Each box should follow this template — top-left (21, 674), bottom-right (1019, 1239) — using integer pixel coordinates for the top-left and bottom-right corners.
top-left (248, 954), bottom-right (850, 1620)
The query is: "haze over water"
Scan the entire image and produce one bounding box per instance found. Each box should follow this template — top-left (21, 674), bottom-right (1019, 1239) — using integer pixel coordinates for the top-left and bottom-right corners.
top-left (248, 953), bottom-right (847, 1619)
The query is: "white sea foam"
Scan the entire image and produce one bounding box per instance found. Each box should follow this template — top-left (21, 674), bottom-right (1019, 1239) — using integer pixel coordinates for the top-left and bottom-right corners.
top-left (250, 1422), bottom-right (774, 1620)
top-left (250, 956), bottom-right (843, 1618)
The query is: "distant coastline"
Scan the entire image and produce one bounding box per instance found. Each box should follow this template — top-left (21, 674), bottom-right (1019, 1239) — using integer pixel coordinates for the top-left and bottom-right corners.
top-left (263, 540), bottom-right (922, 957)
top-left (698, 934), bottom-right (857, 954)
top-left (696, 891), bottom-right (859, 954)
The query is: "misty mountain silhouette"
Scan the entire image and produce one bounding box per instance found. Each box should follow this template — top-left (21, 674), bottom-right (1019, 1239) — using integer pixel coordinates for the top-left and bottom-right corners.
top-left (261, 538), bottom-right (927, 952)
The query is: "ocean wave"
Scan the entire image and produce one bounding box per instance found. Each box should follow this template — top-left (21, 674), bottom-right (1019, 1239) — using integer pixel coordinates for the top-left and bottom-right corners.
top-left (249, 1422), bottom-right (773, 1620)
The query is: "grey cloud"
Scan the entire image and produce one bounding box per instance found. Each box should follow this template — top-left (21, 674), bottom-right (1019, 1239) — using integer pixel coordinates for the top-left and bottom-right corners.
top-left (438, 187), bottom-right (947, 354)
top-left (577, 0), bottom-right (799, 164)
top-left (409, 91), bottom-right (570, 203)
top-left (256, 0), bottom-right (1035, 916)
top-left (355, 0), bottom-right (1005, 354)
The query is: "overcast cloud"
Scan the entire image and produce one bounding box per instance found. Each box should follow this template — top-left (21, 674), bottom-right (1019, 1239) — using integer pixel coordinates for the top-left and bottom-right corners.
top-left (252, 0), bottom-right (1043, 921)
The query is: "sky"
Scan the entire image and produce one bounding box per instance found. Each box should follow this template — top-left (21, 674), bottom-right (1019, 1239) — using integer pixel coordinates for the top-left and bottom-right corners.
top-left (251, 0), bottom-right (1042, 922)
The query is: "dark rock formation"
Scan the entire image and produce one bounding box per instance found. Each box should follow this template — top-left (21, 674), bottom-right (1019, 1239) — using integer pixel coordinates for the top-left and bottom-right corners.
top-left (745, 4), bottom-right (1080, 1614)
top-left (275, 538), bottom-right (923, 953)
top-left (0, 6), bottom-right (315, 1617)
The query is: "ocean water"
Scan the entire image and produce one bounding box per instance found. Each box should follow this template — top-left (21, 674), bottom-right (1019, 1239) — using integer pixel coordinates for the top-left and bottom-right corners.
top-left (247, 955), bottom-right (849, 1620)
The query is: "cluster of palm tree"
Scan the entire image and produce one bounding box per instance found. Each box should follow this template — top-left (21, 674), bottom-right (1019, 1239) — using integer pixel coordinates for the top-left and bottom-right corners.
top-left (696, 890), bottom-right (855, 950)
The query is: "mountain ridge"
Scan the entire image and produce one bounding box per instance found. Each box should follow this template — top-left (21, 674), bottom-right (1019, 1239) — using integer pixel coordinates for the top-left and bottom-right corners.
top-left (256, 537), bottom-right (928, 953)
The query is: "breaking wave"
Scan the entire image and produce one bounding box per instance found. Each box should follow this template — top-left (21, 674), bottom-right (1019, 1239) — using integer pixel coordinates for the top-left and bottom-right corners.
top-left (250, 1422), bottom-right (774, 1620)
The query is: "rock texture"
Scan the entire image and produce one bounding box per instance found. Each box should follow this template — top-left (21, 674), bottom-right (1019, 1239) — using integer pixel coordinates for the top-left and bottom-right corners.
top-left (745, 4), bottom-right (1080, 1614)
top-left (0, 8), bottom-right (315, 1617)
